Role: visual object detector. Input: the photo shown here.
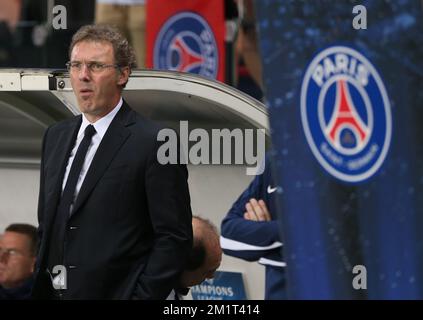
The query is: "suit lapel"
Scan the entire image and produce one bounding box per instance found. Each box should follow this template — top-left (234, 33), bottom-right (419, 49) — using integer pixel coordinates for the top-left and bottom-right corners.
top-left (46, 116), bottom-right (82, 215)
top-left (70, 103), bottom-right (136, 216)
top-left (41, 117), bottom-right (81, 257)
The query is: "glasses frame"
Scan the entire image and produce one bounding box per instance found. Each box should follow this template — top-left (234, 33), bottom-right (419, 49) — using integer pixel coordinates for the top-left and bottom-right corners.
top-left (65, 61), bottom-right (121, 73)
top-left (0, 247), bottom-right (26, 259)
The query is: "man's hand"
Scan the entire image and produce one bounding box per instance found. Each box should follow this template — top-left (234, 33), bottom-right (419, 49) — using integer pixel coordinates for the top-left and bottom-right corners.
top-left (244, 198), bottom-right (271, 221)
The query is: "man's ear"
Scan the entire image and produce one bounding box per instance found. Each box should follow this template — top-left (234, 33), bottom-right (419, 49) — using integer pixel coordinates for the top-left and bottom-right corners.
top-left (117, 67), bottom-right (130, 86)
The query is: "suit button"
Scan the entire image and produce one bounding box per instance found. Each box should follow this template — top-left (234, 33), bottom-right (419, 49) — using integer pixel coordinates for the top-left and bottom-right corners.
top-left (69, 226), bottom-right (78, 230)
top-left (68, 265), bottom-right (77, 269)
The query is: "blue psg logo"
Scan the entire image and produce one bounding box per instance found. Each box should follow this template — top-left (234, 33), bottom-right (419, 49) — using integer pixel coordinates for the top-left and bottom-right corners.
top-left (154, 12), bottom-right (218, 78)
top-left (301, 46), bottom-right (392, 183)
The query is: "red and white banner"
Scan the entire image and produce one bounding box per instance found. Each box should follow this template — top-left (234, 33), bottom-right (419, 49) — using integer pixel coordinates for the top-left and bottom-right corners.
top-left (146, 0), bottom-right (225, 82)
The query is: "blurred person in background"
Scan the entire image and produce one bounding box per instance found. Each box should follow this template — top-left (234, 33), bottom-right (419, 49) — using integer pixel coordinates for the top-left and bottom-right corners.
top-left (0, 0), bottom-right (22, 66)
top-left (168, 216), bottom-right (222, 300)
top-left (95, 0), bottom-right (146, 67)
top-left (234, 0), bottom-right (264, 100)
top-left (0, 223), bottom-right (37, 300)
top-left (220, 156), bottom-right (287, 299)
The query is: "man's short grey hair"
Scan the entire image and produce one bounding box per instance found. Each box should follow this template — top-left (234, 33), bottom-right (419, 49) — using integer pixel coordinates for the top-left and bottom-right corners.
top-left (69, 24), bottom-right (137, 87)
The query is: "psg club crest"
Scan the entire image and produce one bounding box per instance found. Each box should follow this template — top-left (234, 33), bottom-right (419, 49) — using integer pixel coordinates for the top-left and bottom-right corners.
top-left (301, 46), bottom-right (392, 183)
top-left (153, 12), bottom-right (218, 79)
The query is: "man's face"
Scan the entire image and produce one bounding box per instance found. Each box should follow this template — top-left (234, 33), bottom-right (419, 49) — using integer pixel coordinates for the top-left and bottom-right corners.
top-left (180, 243), bottom-right (222, 288)
top-left (69, 40), bottom-right (129, 122)
top-left (0, 232), bottom-right (35, 289)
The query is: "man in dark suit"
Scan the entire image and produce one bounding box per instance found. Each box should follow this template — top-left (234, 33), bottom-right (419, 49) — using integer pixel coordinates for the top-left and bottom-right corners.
top-left (32, 24), bottom-right (193, 299)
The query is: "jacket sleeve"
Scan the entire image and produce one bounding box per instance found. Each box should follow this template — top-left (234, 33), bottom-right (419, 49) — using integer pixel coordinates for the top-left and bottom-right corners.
top-left (220, 169), bottom-right (283, 262)
top-left (32, 127), bottom-right (53, 299)
top-left (133, 138), bottom-right (193, 299)
top-left (36, 127), bottom-right (50, 264)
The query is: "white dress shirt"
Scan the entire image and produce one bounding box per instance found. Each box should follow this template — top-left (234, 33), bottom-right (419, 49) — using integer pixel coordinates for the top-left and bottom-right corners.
top-left (61, 98), bottom-right (123, 211)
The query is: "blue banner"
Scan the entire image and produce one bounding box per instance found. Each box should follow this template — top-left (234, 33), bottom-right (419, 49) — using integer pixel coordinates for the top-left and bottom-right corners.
top-left (256, 0), bottom-right (423, 299)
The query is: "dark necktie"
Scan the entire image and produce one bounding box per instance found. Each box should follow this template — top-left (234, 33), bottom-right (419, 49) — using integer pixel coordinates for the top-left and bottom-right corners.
top-left (48, 124), bottom-right (96, 272)
top-left (60, 124), bottom-right (96, 213)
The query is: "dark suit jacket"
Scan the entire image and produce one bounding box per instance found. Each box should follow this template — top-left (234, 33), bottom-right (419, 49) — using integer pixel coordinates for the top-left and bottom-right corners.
top-left (32, 102), bottom-right (193, 299)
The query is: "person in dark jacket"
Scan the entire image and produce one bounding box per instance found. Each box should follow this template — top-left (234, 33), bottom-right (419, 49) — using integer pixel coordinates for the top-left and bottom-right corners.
top-left (220, 156), bottom-right (287, 299)
top-left (32, 24), bottom-right (193, 300)
top-left (0, 223), bottom-right (37, 300)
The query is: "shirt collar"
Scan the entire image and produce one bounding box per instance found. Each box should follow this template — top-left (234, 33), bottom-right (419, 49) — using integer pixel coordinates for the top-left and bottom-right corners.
top-left (79, 98), bottom-right (123, 140)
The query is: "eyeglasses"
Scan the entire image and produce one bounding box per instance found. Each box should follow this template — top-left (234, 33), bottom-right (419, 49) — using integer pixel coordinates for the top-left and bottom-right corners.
top-left (0, 248), bottom-right (24, 259)
top-left (66, 61), bottom-right (120, 73)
